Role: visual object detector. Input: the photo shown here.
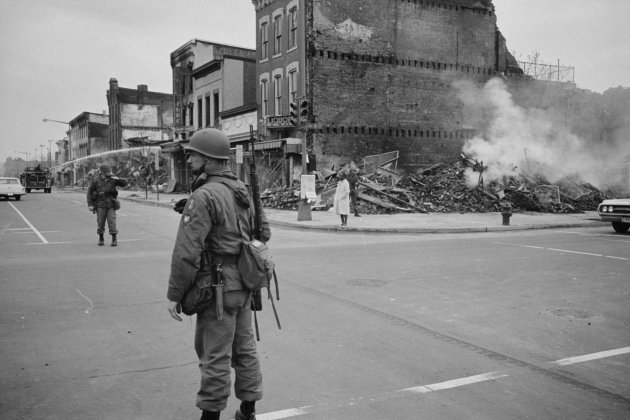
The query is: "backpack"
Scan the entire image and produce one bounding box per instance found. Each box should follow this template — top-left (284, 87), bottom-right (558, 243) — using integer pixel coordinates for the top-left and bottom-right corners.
top-left (236, 224), bottom-right (275, 292)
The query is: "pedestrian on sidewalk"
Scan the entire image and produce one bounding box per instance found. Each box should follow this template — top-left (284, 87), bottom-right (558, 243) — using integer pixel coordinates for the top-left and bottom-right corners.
top-left (334, 171), bottom-right (350, 228)
top-left (166, 128), bottom-right (270, 420)
top-left (87, 164), bottom-right (127, 246)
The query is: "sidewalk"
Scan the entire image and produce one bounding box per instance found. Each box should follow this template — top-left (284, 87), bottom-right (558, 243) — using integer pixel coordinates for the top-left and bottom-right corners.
top-left (116, 189), bottom-right (607, 233)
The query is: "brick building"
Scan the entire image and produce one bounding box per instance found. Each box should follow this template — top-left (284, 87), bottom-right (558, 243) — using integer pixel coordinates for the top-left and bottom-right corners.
top-left (68, 111), bottom-right (109, 159)
top-left (251, 0), bottom-right (520, 172)
top-left (106, 78), bottom-right (174, 150)
top-left (166, 40), bottom-right (258, 189)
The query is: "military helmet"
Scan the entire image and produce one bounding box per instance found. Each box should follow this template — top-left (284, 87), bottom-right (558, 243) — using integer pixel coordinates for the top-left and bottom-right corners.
top-left (99, 164), bottom-right (111, 174)
top-left (185, 128), bottom-right (230, 159)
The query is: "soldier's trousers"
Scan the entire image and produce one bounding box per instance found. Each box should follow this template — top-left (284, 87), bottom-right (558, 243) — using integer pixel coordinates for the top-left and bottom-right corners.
top-left (194, 290), bottom-right (262, 412)
top-left (96, 207), bottom-right (117, 235)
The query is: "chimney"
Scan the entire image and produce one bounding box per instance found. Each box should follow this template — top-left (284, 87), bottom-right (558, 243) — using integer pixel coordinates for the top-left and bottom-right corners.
top-left (138, 84), bottom-right (148, 92)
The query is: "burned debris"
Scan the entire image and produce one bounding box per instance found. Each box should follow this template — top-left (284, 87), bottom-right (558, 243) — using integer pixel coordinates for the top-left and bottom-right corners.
top-left (260, 153), bottom-right (618, 215)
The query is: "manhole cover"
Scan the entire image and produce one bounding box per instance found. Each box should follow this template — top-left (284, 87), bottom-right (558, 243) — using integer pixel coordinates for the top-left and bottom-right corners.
top-left (346, 279), bottom-right (387, 287)
top-left (546, 308), bottom-right (596, 319)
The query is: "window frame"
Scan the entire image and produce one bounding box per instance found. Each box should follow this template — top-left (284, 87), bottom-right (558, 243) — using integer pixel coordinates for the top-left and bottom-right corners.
top-left (273, 14), bottom-right (282, 56)
top-left (273, 74), bottom-right (282, 116)
top-left (288, 7), bottom-right (298, 50)
top-left (260, 78), bottom-right (269, 117)
top-left (260, 21), bottom-right (269, 60)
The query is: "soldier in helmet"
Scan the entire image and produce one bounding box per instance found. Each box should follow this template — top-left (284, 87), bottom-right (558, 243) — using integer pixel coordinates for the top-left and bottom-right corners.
top-left (166, 128), bottom-right (271, 420)
top-left (87, 164), bottom-right (127, 246)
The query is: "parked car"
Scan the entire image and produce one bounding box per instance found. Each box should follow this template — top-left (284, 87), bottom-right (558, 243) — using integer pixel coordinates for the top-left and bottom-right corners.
top-left (598, 198), bottom-right (630, 233)
top-left (0, 177), bottom-right (26, 201)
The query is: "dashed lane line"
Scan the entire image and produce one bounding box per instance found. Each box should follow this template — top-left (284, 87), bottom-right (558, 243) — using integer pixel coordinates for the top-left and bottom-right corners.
top-left (254, 347), bottom-right (630, 420)
top-left (493, 241), bottom-right (628, 261)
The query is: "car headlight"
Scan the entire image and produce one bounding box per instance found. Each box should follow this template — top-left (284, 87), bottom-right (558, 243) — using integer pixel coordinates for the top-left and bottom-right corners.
top-left (600, 206), bottom-right (607, 212)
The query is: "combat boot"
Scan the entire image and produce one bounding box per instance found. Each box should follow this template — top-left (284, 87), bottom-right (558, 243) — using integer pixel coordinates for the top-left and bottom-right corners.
top-left (200, 410), bottom-right (220, 420)
top-left (98, 234), bottom-right (104, 246)
top-left (111, 234), bottom-right (117, 247)
top-left (235, 401), bottom-right (256, 420)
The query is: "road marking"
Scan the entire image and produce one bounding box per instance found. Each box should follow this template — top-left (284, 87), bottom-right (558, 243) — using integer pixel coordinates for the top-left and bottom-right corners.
top-left (254, 346), bottom-right (630, 419)
top-left (402, 371), bottom-right (509, 394)
top-left (552, 347), bottom-right (630, 366)
top-left (547, 248), bottom-right (603, 257)
top-left (493, 241), bottom-right (628, 261)
top-left (25, 242), bottom-right (72, 245)
top-left (8, 202), bottom-right (49, 244)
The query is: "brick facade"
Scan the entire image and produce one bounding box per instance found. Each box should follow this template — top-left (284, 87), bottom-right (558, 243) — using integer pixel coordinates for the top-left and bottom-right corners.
top-left (252, 0), bottom-right (518, 172)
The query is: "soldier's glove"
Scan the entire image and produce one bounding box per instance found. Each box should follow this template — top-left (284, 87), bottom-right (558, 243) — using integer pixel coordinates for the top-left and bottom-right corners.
top-left (173, 198), bottom-right (188, 214)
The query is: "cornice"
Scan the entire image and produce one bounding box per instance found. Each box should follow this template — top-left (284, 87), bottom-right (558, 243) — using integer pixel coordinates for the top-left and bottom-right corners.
top-left (251, 0), bottom-right (280, 12)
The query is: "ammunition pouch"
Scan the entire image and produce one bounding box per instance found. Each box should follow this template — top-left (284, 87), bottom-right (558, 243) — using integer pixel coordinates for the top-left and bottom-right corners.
top-left (180, 251), bottom-right (215, 316)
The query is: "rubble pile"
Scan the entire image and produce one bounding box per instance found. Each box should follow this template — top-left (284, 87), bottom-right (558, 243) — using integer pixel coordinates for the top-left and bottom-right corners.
top-left (261, 154), bottom-right (620, 214)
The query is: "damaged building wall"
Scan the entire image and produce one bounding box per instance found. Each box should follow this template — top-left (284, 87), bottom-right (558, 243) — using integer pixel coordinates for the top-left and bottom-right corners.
top-left (308, 0), bottom-right (514, 172)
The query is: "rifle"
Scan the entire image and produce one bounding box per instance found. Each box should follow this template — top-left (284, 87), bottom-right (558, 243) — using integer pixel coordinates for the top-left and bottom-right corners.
top-left (248, 125), bottom-right (281, 339)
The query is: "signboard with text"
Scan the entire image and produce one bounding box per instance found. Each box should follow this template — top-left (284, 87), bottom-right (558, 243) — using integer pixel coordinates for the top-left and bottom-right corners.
top-left (300, 174), bottom-right (317, 200)
top-left (266, 115), bottom-right (293, 128)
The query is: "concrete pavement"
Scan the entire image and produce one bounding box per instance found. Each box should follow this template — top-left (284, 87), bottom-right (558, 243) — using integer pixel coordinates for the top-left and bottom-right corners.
top-left (115, 189), bottom-right (608, 233)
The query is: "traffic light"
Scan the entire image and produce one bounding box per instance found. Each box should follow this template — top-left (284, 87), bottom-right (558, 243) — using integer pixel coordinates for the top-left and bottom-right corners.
top-left (299, 99), bottom-right (309, 124)
top-left (289, 101), bottom-right (298, 126)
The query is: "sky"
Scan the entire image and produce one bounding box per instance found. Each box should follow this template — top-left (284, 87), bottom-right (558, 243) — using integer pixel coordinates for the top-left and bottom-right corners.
top-left (1, 0), bottom-right (629, 168)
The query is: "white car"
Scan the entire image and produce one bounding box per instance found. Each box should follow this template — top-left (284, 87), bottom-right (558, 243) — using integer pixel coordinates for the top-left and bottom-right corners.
top-left (0, 177), bottom-right (26, 201)
top-left (598, 198), bottom-right (630, 233)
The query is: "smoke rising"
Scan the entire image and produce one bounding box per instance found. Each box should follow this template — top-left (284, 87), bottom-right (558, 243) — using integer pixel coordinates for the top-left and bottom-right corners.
top-left (453, 78), bottom-right (626, 190)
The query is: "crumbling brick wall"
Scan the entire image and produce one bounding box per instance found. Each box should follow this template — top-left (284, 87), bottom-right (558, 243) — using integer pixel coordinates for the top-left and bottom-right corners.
top-left (309, 0), bottom-right (507, 172)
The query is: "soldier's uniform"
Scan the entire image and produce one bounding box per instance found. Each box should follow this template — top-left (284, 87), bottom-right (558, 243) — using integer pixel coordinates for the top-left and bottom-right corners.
top-left (87, 165), bottom-right (127, 245)
top-left (167, 169), bottom-right (271, 414)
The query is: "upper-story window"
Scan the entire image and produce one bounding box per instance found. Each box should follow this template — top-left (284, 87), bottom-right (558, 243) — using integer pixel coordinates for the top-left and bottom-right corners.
top-left (273, 14), bottom-right (282, 55)
top-left (213, 92), bottom-right (220, 126)
top-left (273, 75), bottom-right (282, 116)
top-left (288, 7), bottom-right (298, 49)
top-left (260, 79), bottom-right (269, 117)
top-left (205, 96), bottom-right (210, 127)
top-left (288, 69), bottom-right (297, 104)
top-left (260, 21), bottom-right (269, 60)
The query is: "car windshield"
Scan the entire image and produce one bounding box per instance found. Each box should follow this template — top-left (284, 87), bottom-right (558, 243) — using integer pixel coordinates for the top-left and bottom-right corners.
top-left (0, 179), bottom-right (19, 184)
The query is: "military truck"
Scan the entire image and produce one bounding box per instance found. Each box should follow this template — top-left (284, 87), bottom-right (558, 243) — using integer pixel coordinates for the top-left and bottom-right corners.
top-left (20, 165), bottom-right (53, 193)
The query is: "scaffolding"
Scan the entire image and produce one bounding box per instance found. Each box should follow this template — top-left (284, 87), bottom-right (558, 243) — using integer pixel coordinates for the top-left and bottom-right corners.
top-left (517, 59), bottom-right (574, 84)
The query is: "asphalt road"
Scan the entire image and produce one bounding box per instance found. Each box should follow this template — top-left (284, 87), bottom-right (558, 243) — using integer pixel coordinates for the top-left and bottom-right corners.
top-left (1, 191), bottom-right (629, 420)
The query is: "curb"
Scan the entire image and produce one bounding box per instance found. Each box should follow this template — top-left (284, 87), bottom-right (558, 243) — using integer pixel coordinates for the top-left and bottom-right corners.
top-left (117, 194), bottom-right (609, 234)
top-left (267, 219), bottom-right (608, 234)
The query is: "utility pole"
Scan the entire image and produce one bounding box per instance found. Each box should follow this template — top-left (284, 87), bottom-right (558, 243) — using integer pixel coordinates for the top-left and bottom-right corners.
top-left (48, 139), bottom-right (54, 167)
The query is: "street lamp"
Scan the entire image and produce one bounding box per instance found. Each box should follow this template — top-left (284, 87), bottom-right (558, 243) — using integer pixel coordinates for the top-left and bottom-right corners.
top-left (43, 118), bottom-right (70, 125)
top-left (43, 118), bottom-right (71, 161)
